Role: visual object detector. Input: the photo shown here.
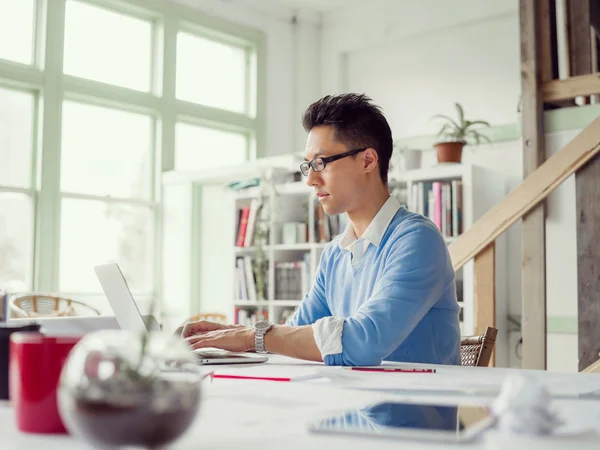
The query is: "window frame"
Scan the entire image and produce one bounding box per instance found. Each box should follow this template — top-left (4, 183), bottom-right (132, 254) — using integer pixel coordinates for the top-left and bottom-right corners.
top-left (0, 84), bottom-right (40, 291)
top-left (0, 0), bottom-right (266, 308)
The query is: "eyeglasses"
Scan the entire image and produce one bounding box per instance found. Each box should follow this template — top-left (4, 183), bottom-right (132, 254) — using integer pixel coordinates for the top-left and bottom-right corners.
top-left (300, 148), bottom-right (368, 176)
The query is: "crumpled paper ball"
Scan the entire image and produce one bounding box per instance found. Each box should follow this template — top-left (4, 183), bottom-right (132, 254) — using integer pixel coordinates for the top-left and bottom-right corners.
top-left (490, 373), bottom-right (562, 435)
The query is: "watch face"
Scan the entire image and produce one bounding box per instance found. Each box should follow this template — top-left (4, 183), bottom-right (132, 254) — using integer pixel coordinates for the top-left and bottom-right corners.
top-left (255, 320), bottom-right (271, 331)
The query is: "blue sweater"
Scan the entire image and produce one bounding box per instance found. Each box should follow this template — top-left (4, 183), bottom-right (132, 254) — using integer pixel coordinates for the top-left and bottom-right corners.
top-left (287, 207), bottom-right (461, 366)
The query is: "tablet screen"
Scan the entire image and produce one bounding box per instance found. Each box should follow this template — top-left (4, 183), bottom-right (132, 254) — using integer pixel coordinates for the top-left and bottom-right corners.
top-left (309, 401), bottom-right (491, 442)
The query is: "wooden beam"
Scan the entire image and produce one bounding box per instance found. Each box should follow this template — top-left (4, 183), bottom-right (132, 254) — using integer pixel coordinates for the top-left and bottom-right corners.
top-left (566, 0), bottom-right (600, 373)
top-left (559, 0), bottom-right (572, 77)
top-left (582, 358), bottom-right (600, 374)
top-left (567, 0), bottom-right (593, 77)
top-left (591, 0), bottom-right (600, 35)
top-left (593, 28), bottom-right (599, 103)
top-left (543, 73), bottom-right (600, 102)
top-left (538, 0), bottom-right (560, 81)
top-left (520, 0), bottom-right (548, 370)
top-left (474, 242), bottom-right (496, 366)
top-left (449, 116), bottom-right (600, 272)
top-left (577, 154), bottom-right (600, 371)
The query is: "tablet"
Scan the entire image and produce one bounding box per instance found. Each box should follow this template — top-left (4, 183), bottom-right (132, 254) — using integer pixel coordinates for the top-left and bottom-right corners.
top-left (307, 401), bottom-right (494, 443)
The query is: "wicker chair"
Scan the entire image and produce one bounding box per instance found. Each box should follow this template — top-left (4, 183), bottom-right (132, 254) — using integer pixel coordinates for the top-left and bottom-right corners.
top-left (187, 313), bottom-right (227, 324)
top-left (460, 327), bottom-right (498, 367)
top-left (9, 294), bottom-right (101, 318)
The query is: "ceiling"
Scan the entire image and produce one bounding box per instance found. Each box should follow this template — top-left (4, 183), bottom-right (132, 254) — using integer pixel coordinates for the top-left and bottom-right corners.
top-left (264, 0), bottom-right (364, 12)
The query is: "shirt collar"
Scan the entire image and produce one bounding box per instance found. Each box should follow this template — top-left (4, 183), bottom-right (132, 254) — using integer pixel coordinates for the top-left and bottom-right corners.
top-left (338, 195), bottom-right (402, 250)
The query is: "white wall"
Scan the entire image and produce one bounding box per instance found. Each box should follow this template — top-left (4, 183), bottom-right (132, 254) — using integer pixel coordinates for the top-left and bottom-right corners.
top-left (171, 0), bottom-right (321, 157)
top-left (345, 12), bottom-right (520, 138)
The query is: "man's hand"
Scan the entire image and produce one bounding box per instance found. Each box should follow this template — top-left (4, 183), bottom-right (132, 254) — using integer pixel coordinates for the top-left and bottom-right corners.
top-left (184, 326), bottom-right (255, 353)
top-left (174, 320), bottom-right (243, 338)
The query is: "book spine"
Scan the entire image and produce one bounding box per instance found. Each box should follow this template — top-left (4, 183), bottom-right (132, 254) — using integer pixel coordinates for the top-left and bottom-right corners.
top-left (243, 199), bottom-right (259, 247)
top-left (236, 207), bottom-right (251, 247)
top-left (452, 180), bottom-right (458, 237)
top-left (432, 182), bottom-right (442, 231)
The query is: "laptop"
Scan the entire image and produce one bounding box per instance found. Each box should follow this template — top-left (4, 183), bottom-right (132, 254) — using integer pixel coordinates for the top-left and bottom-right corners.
top-left (94, 262), bottom-right (268, 365)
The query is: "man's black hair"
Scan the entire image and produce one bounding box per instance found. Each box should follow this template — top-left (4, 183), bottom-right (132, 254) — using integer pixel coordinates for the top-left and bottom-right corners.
top-left (302, 93), bottom-right (393, 183)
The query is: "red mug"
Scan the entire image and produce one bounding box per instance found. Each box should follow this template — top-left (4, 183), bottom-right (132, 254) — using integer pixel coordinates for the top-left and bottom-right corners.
top-left (9, 332), bottom-right (81, 434)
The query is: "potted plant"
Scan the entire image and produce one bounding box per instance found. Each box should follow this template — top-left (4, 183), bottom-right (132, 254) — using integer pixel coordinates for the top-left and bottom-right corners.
top-left (432, 103), bottom-right (491, 163)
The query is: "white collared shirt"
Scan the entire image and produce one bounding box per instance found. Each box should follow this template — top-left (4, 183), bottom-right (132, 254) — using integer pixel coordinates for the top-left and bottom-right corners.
top-left (338, 195), bottom-right (402, 266)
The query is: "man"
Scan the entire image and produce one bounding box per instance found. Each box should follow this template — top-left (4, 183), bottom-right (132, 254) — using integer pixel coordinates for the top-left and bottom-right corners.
top-left (182, 93), bottom-right (461, 366)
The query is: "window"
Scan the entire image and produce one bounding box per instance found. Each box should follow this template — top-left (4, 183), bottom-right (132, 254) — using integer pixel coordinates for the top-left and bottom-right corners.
top-left (0, 193), bottom-right (34, 291)
top-left (59, 198), bottom-right (154, 293)
top-left (176, 31), bottom-right (252, 114)
top-left (0, 0), bottom-right (262, 312)
top-left (0, 87), bottom-right (36, 291)
top-left (0, 88), bottom-right (35, 189)
top-left (63, 0), bottom-right (153, 91)
top-left (61, 101), bottom-right (153, 199)
top-left (0, 0), bottom-right (36, 65)
top-left (175, 122), bottom-right (249, 171)
top-left (59, 101), bottom-right (155, 293)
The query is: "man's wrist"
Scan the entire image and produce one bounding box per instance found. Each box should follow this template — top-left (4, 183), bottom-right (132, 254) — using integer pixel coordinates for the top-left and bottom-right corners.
top-left (246, 327), bottom-right (256, 351)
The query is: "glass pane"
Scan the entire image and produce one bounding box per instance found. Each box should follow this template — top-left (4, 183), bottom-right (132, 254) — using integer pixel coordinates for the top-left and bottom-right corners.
top-left (63, 0), bottom-right (152, 91)
top-left (61, 101), bottom-right (152, 199)
top-left (177, 32), bottom-right (247, 113)
top-left (59, 198), bottom-right (154, 293)
top-left (175, 122), bottom-right (248, 171)
top-left (0, 0), bottom-right (35, 64)
top-left (0, 193), bottom-right (33, 291)
top-left (0, 88), bottom-right (34, 188)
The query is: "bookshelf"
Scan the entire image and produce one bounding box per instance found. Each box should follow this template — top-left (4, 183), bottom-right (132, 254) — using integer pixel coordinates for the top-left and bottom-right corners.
top-left (230, 163), bottom-right (506, 357)
top-left (232, 180), bottom-right (343, 326)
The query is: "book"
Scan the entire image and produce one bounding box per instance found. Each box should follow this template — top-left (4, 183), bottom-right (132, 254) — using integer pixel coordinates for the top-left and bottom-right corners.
top-left (432, 181), bottom-right (442, 231)
top-left (243, 199), bottom-right (260, 247)
top-left (235, 207), bottom-right (251, 247)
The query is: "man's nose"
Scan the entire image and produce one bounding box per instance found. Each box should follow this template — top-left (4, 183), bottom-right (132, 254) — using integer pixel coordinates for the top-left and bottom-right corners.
top-left (306, 166), bottom-right (320, 187)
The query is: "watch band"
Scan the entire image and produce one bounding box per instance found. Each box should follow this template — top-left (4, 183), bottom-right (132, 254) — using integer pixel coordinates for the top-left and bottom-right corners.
top-left (255, 331), bottom-right (267, 353)
top-left (254, 321), bottom-right (272, 354)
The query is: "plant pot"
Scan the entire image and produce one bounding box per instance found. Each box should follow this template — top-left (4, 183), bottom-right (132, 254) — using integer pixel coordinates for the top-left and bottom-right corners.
top-left (434, 141), bottom-right (465, 163)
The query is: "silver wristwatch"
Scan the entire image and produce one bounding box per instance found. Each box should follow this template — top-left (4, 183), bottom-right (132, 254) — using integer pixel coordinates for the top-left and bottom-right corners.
top-left (253, 320), bottom-right (273, 353)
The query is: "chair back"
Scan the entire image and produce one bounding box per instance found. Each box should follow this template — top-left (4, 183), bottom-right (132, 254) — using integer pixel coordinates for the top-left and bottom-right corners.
top-left (460, 327), bottom-right (498, 367)
top-left (9, 294), bottom-right (101, 318)
top-left (187, 313), bottom-right (227, 324)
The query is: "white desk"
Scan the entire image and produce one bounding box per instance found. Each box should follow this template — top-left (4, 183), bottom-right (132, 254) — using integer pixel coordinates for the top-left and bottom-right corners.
top-left (3, 356), bottom-right (600, 450)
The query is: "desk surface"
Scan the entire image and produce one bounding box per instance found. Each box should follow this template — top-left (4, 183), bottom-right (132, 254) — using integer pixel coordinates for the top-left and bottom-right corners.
top-left (3, 355), bottom-right (600, 450)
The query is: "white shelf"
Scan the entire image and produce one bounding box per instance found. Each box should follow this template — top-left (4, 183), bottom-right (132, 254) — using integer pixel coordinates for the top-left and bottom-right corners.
top-left (235, 242), bottom-right (332, 254)
top-left (275, 181), bottom-right (311, 196)
top-left (272, 300), bottom-right (303, 306)
top-left (233, 300), bottom-right (302, 307)
top-left (271, 243), bottom-right (313, 251)
top-left (403, 163), bottom-right (468, 182)
top-left (234, 246), bottom-right (257, 254)
top-left (233, 301), bottom-right (268, 307)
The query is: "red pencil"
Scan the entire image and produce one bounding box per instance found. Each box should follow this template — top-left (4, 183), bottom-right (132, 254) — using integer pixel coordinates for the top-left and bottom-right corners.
top-left (212, 374), bottom-right (291, 382)
top-left (347, 367), bottom-right (436, 373)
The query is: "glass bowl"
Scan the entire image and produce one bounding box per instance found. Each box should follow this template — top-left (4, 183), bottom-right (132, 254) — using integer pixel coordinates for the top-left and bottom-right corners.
top-left (58, 329), bottom-right (202, 449)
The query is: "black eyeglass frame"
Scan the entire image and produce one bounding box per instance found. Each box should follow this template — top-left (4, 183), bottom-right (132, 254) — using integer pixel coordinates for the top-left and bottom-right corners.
top-left (300, 147), bottom-right (368, 176)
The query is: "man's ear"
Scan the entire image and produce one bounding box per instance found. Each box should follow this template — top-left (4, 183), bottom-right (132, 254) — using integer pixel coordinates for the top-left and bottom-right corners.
top-left (363, 148), bottom-right (379, 174)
